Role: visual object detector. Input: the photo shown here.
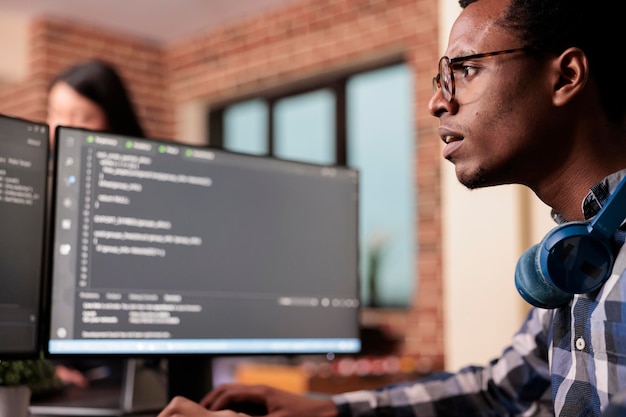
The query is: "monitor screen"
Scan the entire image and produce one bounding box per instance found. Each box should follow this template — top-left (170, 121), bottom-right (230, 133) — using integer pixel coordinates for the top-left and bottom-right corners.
top-left (47, 127), bottom-right (360, 356)
top-left (0, 114), bottom-right (49, 358)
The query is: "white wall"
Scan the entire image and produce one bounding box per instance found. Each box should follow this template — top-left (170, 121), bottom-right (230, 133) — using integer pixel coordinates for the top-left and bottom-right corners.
top-left (438, 0), bottom-right (553, 371)
top-left (0, 13), bottom-right (29, 83)
top-left (177, 99), bottom-right (210, 145)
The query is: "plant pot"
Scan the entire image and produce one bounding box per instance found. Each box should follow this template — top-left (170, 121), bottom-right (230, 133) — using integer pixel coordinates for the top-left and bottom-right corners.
top-left (0, 385), bottom-right (31, 417)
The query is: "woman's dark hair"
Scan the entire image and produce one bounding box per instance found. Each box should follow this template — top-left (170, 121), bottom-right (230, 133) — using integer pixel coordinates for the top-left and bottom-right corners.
top-left (49, 59), bottom-right (145, 137)
top-left (459, 0), bottom-right (626, 125)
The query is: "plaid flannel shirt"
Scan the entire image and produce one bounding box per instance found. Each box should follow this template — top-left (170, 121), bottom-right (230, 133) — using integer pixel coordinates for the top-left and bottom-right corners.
top-left (333, 169), bottom-right (626, 417)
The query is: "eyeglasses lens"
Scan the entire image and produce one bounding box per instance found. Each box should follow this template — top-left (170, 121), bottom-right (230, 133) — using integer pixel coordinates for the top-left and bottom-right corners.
top-left (439, 57), bottom-right (453, 101)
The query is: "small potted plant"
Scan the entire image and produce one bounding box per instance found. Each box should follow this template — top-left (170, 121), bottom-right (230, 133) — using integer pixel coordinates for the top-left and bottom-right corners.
top-left (0, 357), bottom-right (58, 417)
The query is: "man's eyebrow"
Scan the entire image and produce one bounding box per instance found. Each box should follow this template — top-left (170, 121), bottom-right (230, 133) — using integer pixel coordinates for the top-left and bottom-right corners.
top-left (448, 50), bottom-right (478, 61)
top-left (453, 49), bottom-right (476, 57)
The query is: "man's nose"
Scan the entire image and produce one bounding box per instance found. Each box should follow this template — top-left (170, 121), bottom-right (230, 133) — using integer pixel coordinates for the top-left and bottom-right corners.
top-left (428, 89), bottom-right (456, 117)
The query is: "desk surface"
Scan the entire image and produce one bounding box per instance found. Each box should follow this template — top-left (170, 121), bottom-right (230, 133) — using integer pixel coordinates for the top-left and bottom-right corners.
top-left (30, 384), bottom-right (162, 417)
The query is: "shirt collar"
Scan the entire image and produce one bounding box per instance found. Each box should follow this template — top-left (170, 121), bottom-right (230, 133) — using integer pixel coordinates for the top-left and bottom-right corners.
top-left (551, 169), bottom-right (626, 225)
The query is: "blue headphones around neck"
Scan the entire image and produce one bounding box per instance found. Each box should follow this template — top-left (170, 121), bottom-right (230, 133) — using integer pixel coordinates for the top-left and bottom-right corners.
top-left (514, 175), bottom-right (626, 309)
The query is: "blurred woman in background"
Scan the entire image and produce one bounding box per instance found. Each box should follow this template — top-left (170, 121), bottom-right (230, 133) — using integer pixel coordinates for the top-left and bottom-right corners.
top-left (47, 58), bottom-right (145, 146)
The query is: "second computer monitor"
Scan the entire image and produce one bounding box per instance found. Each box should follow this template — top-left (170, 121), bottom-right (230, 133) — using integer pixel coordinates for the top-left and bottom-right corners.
top-left (47, 127), bottom-right (360, 357)
top-left (0, 114), bottom-right (49, 358)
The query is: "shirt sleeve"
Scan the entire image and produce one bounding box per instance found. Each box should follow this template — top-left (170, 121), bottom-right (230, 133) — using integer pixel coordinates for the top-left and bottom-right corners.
top-left (332, 308), bottom-right (554, 417)
top-left (601, 389), bottom-right (626, 417)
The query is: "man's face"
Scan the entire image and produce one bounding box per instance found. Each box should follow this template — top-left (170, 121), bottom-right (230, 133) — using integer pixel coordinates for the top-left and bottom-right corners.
top-left (429, 0), bottom-right (557, 190)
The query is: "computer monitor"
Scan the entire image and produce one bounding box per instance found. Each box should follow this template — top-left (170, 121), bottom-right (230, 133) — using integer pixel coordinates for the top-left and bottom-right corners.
top-left (46, 126), bottom-right (361, 357)
top-left (0, 114), bottom-right (49, 358)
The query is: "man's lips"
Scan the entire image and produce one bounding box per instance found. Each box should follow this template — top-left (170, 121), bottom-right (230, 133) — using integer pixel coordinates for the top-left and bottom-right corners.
top-left (439, 128), bottom-right (463, 159)
top-left (442, 135), bottom-right (463, 144)
top-left (439, 127), bottom-right (463, 144)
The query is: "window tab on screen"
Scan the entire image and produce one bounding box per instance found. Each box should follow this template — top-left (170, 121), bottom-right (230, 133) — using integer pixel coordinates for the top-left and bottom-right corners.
top-left (47, 127), bottom-right (360, 356)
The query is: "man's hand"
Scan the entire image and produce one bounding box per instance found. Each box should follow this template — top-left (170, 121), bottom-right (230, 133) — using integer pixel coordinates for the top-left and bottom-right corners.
top-left (200, 383), bottom-right (339, 417)
top-left (55, 364), bottom-right (89, 388)
top-left (158, 396), bottom-right (242, 417)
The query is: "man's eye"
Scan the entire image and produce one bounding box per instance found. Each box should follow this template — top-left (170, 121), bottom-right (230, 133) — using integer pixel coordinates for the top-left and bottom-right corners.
top-left (451, 63), bottom-right (478, 79)
top-left (460, 65), bottom-right (478, 77)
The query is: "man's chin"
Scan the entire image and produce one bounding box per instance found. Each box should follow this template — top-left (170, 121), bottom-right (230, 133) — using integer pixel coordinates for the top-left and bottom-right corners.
top-left (456, 168), bottom-right (489, 190)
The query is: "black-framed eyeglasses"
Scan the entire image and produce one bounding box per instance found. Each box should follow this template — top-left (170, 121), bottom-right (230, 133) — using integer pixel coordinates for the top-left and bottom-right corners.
top-left (432, 48), bottom-right (529, 102)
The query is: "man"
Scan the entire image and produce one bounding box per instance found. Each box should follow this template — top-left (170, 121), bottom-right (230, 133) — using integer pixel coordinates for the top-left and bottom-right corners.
top-left (158, 0), bottom-right (626, 415)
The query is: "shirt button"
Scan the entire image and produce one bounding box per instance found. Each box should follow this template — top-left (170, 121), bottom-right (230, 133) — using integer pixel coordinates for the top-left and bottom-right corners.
top-left (576, 337), bottom-right (586, 350)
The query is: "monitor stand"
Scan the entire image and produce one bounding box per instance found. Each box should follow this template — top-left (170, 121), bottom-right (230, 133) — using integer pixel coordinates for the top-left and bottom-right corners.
top-left (166, 356), bottom-right (214, 402)
top-left (29, 359), bottom-right (167, 416)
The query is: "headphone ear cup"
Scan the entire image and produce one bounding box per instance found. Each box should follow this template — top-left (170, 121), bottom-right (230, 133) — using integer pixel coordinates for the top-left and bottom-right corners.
top-left (515, 243), bottom-right (573, 309)
top-left (540, 222), bottom-right (614, 294)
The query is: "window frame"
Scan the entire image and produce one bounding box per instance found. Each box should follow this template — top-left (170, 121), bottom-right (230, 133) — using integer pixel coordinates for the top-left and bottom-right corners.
top-left (208, 57), bottom-right (416, 307)
top-left (206, 56), bottom-right (405, 168)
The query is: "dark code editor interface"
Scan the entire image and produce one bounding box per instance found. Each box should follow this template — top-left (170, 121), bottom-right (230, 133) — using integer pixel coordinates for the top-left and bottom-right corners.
top-left (48, 127), bottom-right (360, 355)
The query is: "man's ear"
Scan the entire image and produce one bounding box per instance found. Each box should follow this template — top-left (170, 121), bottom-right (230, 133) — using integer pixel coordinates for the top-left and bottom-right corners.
top-left (552, 47), bottom-right (589, 107)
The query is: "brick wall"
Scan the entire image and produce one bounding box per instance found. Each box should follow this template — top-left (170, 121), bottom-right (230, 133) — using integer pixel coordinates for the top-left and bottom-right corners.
top-left (0, 0), bottom-right (443, 369)
top-left (0, 18), bottom-right (174, 139)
